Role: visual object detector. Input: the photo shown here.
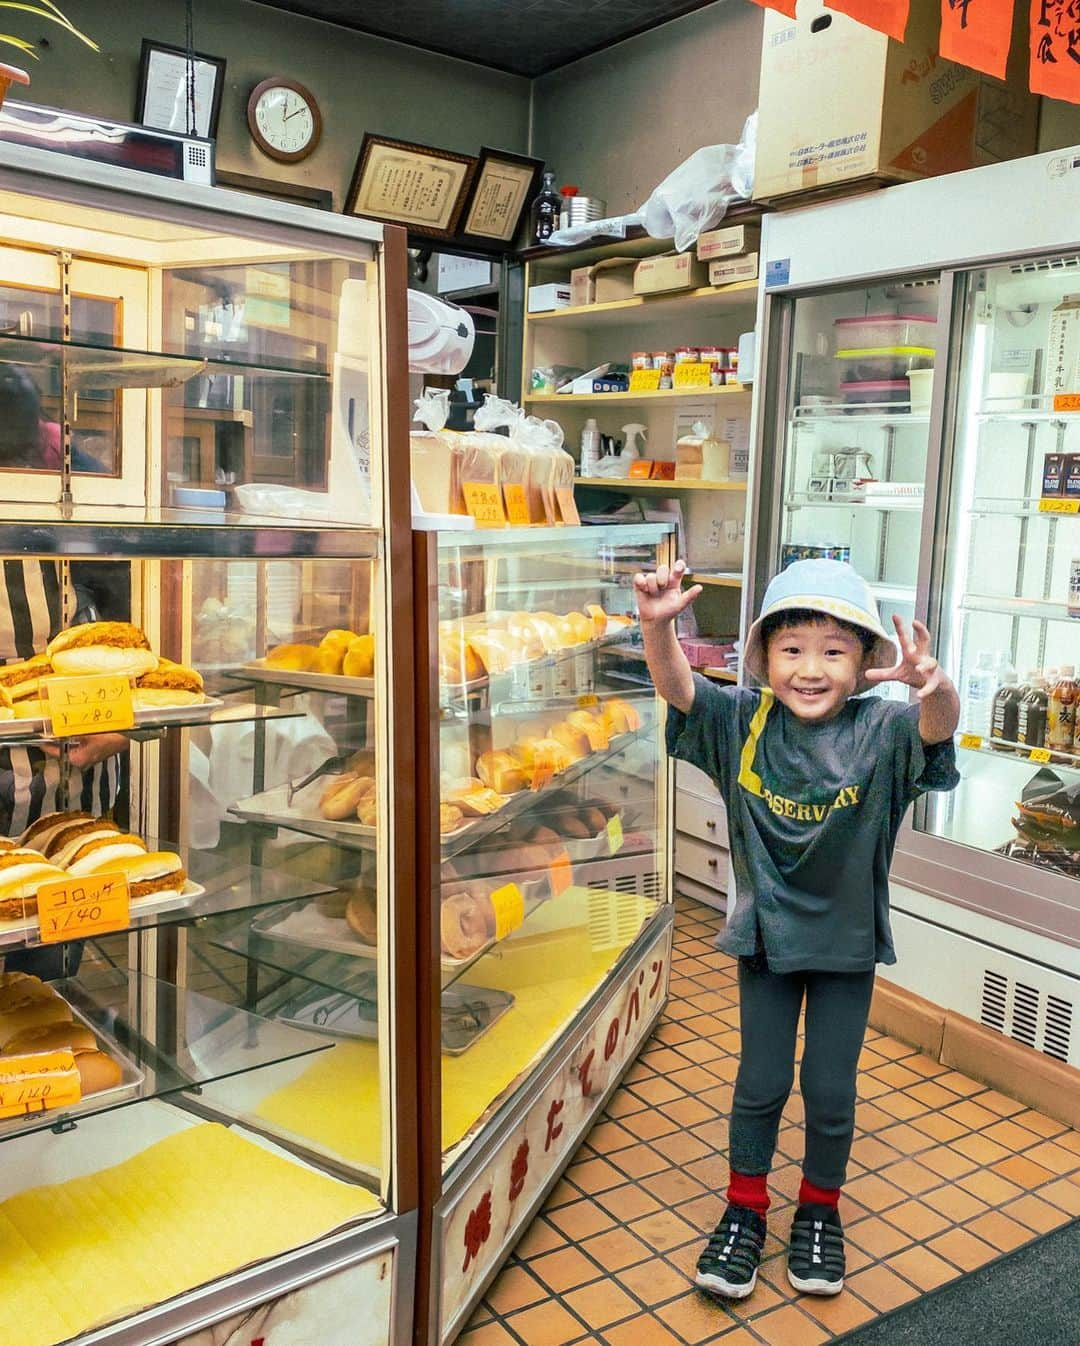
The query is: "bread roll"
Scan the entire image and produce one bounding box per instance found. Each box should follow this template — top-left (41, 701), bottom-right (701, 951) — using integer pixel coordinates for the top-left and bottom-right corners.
top-left (444, 783), bottom-right (506, 817)
top-left (3, 1020), bottom-right (97, 1055)
top-left (45, 819), bottom-right (121, 864)
top-left (65, 833), bottom-right (148, 877)
top-left (439, 630), bottom-right (484, 685)
top-left (0, 995), bottom-right (72, 1047)
top-left (568, 709), bottom-right (609, 751)
top-left (503, 614), bottom-right (546, 660)
top-left (319, 773), bottom-right (375, 820)
top-left (355, 797), bottom-right (378, 827)
top-left (0, 850), bottom-right (69, 919)
top-left (345, 888), bottom-right (378, 944)
top-left (440, 803), bottom-right (464, 834)
top-left (264, 643), bottom-right (320, 672)
top-left (75, 1050), bottom-right (123, 1095)
top-left (105, 851), bottom-right (187, 901)
top-left (47, 621), bottom-right (157, 678)
top-left (467, 631), bottom-right (526, 675)
top-left (314, 890), bottom-right (350, 919)
top-left (342, 634), bottom-right (375, 678)
top-left (475, 750), bottom-right (526, 795)
top-left (0, 976), bottom-right (53, 1012)
top-left (527, 613), bottom-right (561, 651)
top-left (21, 811), bottom-right (94, 854)
top-left (550, 722), bottom-right (591, 761)
top-left (585, 603), bottom-right (608, 640)
top-left (602, 697), bottom-right (641, 736)
top-left (566, 611), bottom-right (594, 645)
top-left (440, 891), bottom-right (495, 960)
top-left (511, 737), bottom-right (573, 790)
top-left (0, 653), bottom-right (50, 702)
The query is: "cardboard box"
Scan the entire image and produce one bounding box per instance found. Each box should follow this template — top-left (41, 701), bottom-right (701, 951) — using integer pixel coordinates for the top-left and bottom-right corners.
top-left (634, 252), bottom-right (709, 295)
top-left (569, 266), bottom-right (594, 307)
top-left (709, 253), bottom-right (759, 286)
top-left (754, 0), bottom-right (1039, 202)
top-left (697, 223), bottom-right (760, 262)
top-left (527, 283), bottom-right (571, 313)
top-left (570, 258), bottom-right (637, 307)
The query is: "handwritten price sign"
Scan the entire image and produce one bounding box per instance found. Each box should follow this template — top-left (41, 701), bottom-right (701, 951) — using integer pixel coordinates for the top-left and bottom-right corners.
top-left (490, 882), bottom-right (525, 940)
top-left (0, 1050), bottom-right (81, 1118)
top-left (462, 482), bottom-right (507, 527)
top-left (36, 871), bottom-right (130, 944)
top-left (46, 673), bottom-right (134, 738)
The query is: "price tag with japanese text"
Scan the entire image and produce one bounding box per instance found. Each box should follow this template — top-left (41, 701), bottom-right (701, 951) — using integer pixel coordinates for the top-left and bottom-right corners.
top-left (46, 673), bottom-right (134, 738)
top-left (490, 882), bottom-right (525, 940)
top-left (1029, 747), bottom-right (1053, 764)
top-left (959, 733), bottom-right (982, 751)
top-left (673, 362), bottom-right (713, 389)
top-left (462, 482), bottom-right (507, 526)
top-left (1038, 497), bottom-right (1080, 514)
top-left (548, 851), bottom-right (572, 896)
top-left (628, 369), bottom-right (662, 393)
top-left (555, 485), bottom-right (580, 526)
top-left (503, 483), bottom-right (531, 526)
top-left (606, 814), bottom-right (624, 855)
top-left (0, 1050), bottom-right (81, 1119)
top-left (36, 871), bottom-right (131, 944)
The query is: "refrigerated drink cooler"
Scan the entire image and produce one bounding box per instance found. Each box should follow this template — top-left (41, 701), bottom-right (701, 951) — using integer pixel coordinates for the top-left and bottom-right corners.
top-left (749, 148), bottom-right (1080, 1069)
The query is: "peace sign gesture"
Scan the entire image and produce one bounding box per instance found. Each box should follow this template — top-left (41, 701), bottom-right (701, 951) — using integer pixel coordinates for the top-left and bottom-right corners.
top-left (863, 614), bottom-right (944, 700)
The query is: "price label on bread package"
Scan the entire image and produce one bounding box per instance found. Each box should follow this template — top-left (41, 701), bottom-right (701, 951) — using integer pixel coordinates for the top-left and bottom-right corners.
top-left (46, 673), bottom-right (135, 737)
top-left (462, 482), bottom-right (507, 526)
top-left (606, 814), bottom-right (624, 855)
top-left (36, 871), bottom-right (131, 944)
top-left (503, 484), bottom-right (531, 526)
top-left (490, 882), bottom-right (525, 940)
top-left (0, 1050), bottom-right (81, 1118)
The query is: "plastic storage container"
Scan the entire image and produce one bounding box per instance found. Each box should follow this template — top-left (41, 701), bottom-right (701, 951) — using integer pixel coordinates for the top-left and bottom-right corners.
top-left (836, 347), bottom-right (935, 382)
top-left (833, 313), bottom-right (937, 350)
top-left (840, 379), bottom-right (911, 411)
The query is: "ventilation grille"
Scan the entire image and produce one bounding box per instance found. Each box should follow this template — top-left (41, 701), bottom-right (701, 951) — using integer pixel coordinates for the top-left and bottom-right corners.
top-left (1010, 254), bottom-right (1080, 276)
top-left (979, 969), bottom-right (1074, 1061)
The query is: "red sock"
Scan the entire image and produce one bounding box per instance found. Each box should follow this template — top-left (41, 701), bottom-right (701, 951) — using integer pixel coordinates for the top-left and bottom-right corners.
top-left (799, 1177), bottom-right (841, 1208)
top-left (727, 1170), bottom-right (769, 1216)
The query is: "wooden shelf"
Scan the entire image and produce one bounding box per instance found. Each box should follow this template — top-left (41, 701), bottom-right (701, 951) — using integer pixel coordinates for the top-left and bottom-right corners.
top-left (701, 666), bottom-right (737, 683)
top-left (574, 477), bottom-right (748, 493)
top-left (688, 572), bottom-right (743, 588)
top-left (527, 280), bottom-right (758, 328)
top-left (517, 207), bottom-right (764, 264)
top-left (531, 385), bottom-right (750, 406)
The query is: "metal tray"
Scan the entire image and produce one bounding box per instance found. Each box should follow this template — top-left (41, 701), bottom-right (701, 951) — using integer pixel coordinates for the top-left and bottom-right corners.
top-left (250, 900), bottom-right (376, 959)
top-left (0, 878), bottom-right (206, 948)
top-left (439, 622), bottom-right (638, 705)
top-left (235, 660), bottom-right (375, 698)
top-left (229, 779), bottom-right (377, 851)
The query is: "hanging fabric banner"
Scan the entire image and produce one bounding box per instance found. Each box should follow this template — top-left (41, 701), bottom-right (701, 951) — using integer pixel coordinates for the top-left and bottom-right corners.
top-left (1030, 0), bottom-right (1080, 102)
top-left (940, 0), bottom-right (1015, 77)
top-left (825, 0), bottom-right (911, 41)
top-left (747, 0), bottom-right (799, 18)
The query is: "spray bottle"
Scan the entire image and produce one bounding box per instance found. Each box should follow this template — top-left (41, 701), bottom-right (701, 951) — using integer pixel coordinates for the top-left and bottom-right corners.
top-left (621, 424), bottom-right (647, 461)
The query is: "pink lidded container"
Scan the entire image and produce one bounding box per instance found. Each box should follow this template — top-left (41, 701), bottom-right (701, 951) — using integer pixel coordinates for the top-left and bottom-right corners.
top-left (833, 313), bottom-right (937, 350)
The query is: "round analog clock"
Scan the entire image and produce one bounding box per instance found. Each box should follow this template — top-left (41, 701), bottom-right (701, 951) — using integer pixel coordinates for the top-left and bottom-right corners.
top-left (247, 77), bottom-right (322, 162)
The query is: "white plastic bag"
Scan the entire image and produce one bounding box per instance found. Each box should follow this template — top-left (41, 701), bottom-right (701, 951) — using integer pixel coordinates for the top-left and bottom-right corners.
top-left (640, 113), bottom-right (757, 252)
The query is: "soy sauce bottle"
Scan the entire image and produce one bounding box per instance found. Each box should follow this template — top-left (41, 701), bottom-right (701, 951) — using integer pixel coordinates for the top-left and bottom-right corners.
top-left (530, 171), bottom-right (562, 244)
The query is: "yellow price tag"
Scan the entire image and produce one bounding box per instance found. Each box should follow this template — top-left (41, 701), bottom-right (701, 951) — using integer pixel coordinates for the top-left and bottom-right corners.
top-left (1030, 747), bottom-right (1053, 764)
top-left (503, 483), bottom-right (531, 526)
top-left (959, 733), bottom-right (982, 751)
top-left (577, 694), bottom-right (599, 708)
top-left (1052, 393), bottom-right (1080, 412)
top-left (606, 814), bottom-right (624, 855)
top-left (46, 674), bottom-right (135, 738)
top-left (462, 482), bottom-right (507, 526)
top-left (555, 485), bottom-right (580, 526)
top-left (673, 362), bottom-right (714, 389)
top-left (36, 870), bottom-right (131, 944)
top-left (490, 882), bottom-right (525, 940)
top-left (1038, 497), bottom-right (1080, 513)
top-left (0, 1050), bottom-right (81, 1119)
top-left (629, 368), bottom-right (662, 392)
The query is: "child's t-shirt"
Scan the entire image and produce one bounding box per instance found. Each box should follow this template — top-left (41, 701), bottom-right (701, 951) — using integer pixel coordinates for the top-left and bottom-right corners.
top-left (666, 674), bottom-right (960, 973)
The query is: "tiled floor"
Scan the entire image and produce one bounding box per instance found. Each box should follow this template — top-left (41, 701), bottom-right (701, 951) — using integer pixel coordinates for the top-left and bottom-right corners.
top-left (458, 896), bottom-right (1080, 1346)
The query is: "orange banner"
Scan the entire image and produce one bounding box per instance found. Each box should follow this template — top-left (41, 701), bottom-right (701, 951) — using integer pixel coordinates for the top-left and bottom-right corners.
top-left (747, 0), bottom-right (799, 17)
top-left (940, 0), bottom-right (1014, 77)
top-left (826, 0), bottom-right (911, 40)
top-left (1030, 0), bottom-right (1080, 101)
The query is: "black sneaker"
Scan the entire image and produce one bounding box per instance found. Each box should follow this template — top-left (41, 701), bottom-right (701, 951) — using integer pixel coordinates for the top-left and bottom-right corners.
top-left (787, 1202), bottom-right (845, 1295)
top-left (694, 1203), bottom-right (767, 1300)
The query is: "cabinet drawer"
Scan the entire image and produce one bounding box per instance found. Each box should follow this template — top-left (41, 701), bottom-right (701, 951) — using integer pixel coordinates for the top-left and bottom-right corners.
top-left (675, 872), bottom-right (727, 913)
top-left (675, 831), bottom-right (730, 892)
top-left (677, 760), bottom-right (721, 801)
top-left (676, 788), bottom-right (729, 847)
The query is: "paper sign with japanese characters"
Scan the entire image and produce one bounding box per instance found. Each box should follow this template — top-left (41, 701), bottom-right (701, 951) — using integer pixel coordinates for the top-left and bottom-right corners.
top-left (1030, 0), bottom-right (1080, 101)
top-left (941, 0), bottom-right (1015, 78)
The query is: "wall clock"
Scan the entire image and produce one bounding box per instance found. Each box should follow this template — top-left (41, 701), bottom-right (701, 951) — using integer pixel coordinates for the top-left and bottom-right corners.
top-left (247, 77), bottom-right (322, 162)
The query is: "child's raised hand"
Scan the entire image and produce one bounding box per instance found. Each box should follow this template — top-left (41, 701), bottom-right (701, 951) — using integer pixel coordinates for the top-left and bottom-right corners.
top-left (633, 560), bottom-right (702, 626)
top-left (863, 614), bottom-right (944, 700)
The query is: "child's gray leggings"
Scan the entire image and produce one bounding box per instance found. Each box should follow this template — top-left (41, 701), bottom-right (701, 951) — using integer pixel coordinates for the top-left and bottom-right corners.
top-left (730, 957), bottom-right (877, 1190)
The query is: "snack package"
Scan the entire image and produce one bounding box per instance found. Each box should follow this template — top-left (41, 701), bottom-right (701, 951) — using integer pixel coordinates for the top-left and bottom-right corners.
top-left (411, 390), bottom-right (466, 515)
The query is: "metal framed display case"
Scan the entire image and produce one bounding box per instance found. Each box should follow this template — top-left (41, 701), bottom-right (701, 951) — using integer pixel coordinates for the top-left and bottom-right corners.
top-left (0, 142), bottom-right (419, 1346)
top-left (411, 523), bottom-right (675, 1344)
top-left (748, 149), bottom-right (1080, 1074)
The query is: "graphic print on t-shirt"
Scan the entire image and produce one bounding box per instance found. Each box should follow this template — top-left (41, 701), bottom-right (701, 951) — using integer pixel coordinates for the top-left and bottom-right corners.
top-left (736, 689), bottom-right (863, 824)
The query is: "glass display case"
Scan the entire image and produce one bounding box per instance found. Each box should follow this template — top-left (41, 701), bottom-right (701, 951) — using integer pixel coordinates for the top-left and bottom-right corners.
top-left (413, 523), bottom-right (675, 1345)
top-left (0, 143), bottom-right (415, 1346)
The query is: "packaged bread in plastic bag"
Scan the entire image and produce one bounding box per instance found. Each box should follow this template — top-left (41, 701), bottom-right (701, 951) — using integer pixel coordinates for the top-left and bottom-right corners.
top-left (457, 394), bottom-right (519, 525)
top-left (411, 390), bottom-right (466, 515)
top-left (504, 412), bottom-right (554, 525)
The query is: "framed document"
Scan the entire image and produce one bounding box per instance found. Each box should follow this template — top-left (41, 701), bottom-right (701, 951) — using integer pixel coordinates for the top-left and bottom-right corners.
top-left (460, 147), bottom-right (543, 246)
top-left (345, 134), bottom-right (477, 239)
top-left (136, 39), bottom-right (226, 140)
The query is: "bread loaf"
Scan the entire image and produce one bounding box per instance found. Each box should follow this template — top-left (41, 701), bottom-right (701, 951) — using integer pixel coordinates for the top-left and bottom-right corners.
top-left (0, 994), bottom-right (73, 1047)
top-left (75, 1050), bottom-right (123, 1095)
top-left (342, 634), bottom-right (375, 678)
top-left (345, 887), bottom-right (378, 944)
top-left (3, 1021), bottom-right (97, 1055)
top-left (550, 722), bottom-right (591, 761)
top-left (475, 750), bottom-right (526, 795)
top-left (264, 643), bottom-right (320, 672)
top-left (319, 773), bottom-right (376, 820)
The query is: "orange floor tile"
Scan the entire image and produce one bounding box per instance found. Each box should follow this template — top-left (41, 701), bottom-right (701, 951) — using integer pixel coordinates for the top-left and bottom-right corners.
top-left (458, 896), bottom-right (1080, 1346)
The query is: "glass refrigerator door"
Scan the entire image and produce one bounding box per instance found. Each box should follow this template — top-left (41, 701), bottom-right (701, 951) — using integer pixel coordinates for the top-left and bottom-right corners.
top-left (771, 278), bottom-right (941, 698)
top-left (916, 257), bottom-right (1080, 927)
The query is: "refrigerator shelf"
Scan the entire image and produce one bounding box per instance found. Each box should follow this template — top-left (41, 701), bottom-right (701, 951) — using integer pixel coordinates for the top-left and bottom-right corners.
top-left (792, 408), bottom-right (929, 428)
top-left (962, 594), bottom-right (1077, 622)
top-left (784, 493), bottom-right (924, 512)
top-left (869, 583), bottom-right (916, 604)
top-left (957, 731), bottom-right (1080, 772)
top-left (970, 497), bottom-right (1080, 519)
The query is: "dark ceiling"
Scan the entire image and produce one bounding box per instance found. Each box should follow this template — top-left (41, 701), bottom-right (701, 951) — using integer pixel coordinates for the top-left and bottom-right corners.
top-left (253, 0), bottom-right (716, 78)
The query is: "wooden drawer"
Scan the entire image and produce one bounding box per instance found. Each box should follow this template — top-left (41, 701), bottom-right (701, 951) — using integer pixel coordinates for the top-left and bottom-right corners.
top-left (676, 788), bottom-right (729, 847)
top-left (675, 831), bottom-right (730, 892)
top-left (677, 760), bottom-right (721, 801)
top-left (675, 871), bottom-right (728, 913)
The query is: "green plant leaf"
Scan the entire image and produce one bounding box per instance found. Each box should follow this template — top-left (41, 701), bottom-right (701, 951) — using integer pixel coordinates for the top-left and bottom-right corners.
top-left (0, 2), bottom-right (98, 53)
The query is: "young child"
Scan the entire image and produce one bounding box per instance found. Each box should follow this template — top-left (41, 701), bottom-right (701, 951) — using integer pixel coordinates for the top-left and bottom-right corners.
top-left (634, 556), bottom-right (960, 1300)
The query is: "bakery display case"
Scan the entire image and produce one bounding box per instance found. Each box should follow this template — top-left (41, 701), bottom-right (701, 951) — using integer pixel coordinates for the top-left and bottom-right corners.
top-left (413, 523), bottom-right (676, 1344)
top-left (0, 143), bottom-right (416, 1346)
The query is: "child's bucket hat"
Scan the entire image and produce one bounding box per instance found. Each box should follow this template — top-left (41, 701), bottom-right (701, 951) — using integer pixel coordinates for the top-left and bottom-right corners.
top-left (743, 558), bottom-right (897, 691)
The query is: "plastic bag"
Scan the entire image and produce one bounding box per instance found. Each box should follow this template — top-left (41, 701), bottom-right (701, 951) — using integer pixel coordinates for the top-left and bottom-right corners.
top-left (412, 389), bottom-right (466, 515)
top-left (510, 414), bottom-right (563, 524)
top-left (413, 388), bottom-right (451, 432)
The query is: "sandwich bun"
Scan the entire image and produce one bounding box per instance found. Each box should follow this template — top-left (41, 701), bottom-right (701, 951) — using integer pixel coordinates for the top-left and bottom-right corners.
top-left (0, 849), bottom-right (69, 914)
top-left (2, 1021), bottom-right (97, 1055)
top-left (0, 976), bottom-right (54, 1012)
top-left (75, 1050), bottom-right (123, 1095)
top-left (263, 643), bottom-right (319, 672)
top-left (65, 833), bottom-right (148, 877)
top-left (107, 850), bottom-right (186, 900)
top-left (344, 887), bottom-right (377, 944)
top-left (44, 818), bottom-right (121, 863)
top-left (133, 688), bottom-right (205, 710)
top-left (319, 773), bottom-right (375, 821)
top-left (0, 995), bottom-right (72, 1047)
top-left (342, 634), bottom-right (375, 679)
top-left (135, 660), bottom-right (204, 693)
top-left (0, 654), bottom-right (51, 701)
top-left (47, 621), bottom-right (157, 678)
top-left (12, 698), bottom-right (47, 719)
top-left (21, 811), bottom-right (94, 853)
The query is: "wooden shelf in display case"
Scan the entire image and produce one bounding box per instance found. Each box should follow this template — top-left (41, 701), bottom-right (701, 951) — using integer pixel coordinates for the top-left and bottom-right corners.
top-left (528, 385), bottom-right (748, 405)
top-left (526, 280), bottom-right (758, 329)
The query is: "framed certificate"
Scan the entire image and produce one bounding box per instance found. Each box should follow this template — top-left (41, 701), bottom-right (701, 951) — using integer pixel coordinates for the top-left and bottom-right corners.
top-left (460, 147), bottom-right (543, 247)
top-left (345, 134), bottom-right (477, 239)
top-left (135, 39), bottom-right (226, 140)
